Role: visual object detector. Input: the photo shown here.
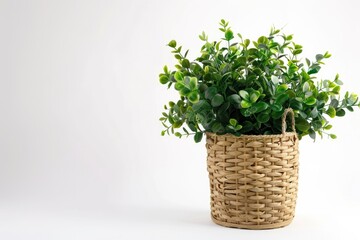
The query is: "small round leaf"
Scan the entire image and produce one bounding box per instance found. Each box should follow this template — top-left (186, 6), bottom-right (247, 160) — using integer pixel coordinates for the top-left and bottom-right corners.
top-left (304, 97), bottom-right (317, 106)
top-left (168, 40), bottom-right (177, 48)
top-left (241, 100), bottom-right (252, 108)
top-left (159, 75), bottom-right (169, 84)
top-left (211, 94), bottom-right (224, 107)
top-left (194, 132), bottom-right (203, 143)
top-left (188, 91), bottom-right (199, 103)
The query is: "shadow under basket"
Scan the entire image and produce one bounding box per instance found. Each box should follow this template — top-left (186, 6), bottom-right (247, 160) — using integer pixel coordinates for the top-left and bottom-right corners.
top-left (205, 109), bottom-right (299, 230)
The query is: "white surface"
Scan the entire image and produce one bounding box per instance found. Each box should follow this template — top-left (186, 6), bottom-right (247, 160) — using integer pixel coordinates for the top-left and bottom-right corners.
top-left (1, 0), bottom-right (360, 239)
top-left (1, 201), bottom-right (360, 240)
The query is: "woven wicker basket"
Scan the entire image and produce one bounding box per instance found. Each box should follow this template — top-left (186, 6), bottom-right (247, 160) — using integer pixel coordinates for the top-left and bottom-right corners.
top-left (206, 108), bottom-right (299, 230)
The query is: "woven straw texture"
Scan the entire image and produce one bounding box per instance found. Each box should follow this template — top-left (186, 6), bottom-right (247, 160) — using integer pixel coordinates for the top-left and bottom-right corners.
top-left (206, 109), bottom-right (299, 229)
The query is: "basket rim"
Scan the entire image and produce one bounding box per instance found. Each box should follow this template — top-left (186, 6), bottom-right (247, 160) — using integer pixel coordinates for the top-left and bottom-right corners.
top-left (205, 131), bottom-right (298, 139)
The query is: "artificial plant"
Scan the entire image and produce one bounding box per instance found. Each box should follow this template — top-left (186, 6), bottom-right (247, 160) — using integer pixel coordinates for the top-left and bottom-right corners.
top-left (159, 20), bottom-right (359, 142)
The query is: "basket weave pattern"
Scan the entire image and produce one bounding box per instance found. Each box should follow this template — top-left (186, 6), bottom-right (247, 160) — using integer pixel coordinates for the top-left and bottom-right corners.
top-left (206, 109), bottom-right (299, 229)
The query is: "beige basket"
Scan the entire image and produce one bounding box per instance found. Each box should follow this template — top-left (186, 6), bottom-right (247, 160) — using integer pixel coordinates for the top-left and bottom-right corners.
top-left (206, 108), bottom-right (299, 229)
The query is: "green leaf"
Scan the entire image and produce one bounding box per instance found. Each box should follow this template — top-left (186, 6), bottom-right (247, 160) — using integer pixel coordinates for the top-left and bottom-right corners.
top-left (250, 91), bottom-right (260, 103)
top-left (199, 31), bottom-right (207, 41)
top-left (302, 82), bottom-right (310, 92)
top-left (192, 100), bottom-right (210, 112)
top-left (168, 40), bottom-right (177, 48)
top-left (324, 51), bottom-right (331, 58)
top-left (218, 101), bottom-right (230, 113)
top-left (169, 101), bottom-right (175, 107)
top-left (309, 129), bottom-right (316, 140)
top-left (347, 106), bottom-right (354, 112)
top-left (299, 111), bottom-right (307, 119)
top-left (187, 91), bottom-right (199, 103)
top-left (175, 82), bottom-right (184, 90)
top-left (243, 39), bottom-right (250, 48)
top-left (229, 118), bottom-right (237, 126)
top-left (289, 100), bottom-right (303, 110)
top-left (317, 92), bottom-right (329, 102)
top-left (211, 94), bottom-right (224, 107)
top-left (241, 109), bottom-right (253, 118)
top-left (179, 87), bottom-right (191, 96)
top-left (253, 102), bottom-right (269, 113)
top-left (305, 91), bottom-right (313, 98)
top-left (241, 100), bottom-right (252, 108)
top-left (276, 84), bottom-right (288, 94)
top-left (228, 94), bottom-right (241, 104)
top-left (304, 97), bottom-right (317, 106)
top-left (241, 121), bottom-right (253, 133)
top-left (173, 121), bottom-right (182, 128)
top-left (239, 90), bottom-right (250, 101)
top-left (334, 79), bottom-right (343, 85)
top-left (312, 120), bottom-right (322, 131)
top-left (271, 75), bottom-right (279, 85)
top-left (295, 117), bottom-right (310, 131)
top-left (316, 54), bottom-right (324, 62)
top-left (211, 122), bottom-right (224, 133)
top-left (332, 86), bottom-right (340, 94)
top-left (189, 77), bottom-right (197, 90)
top-left (188, 123), bottom-right (196, 132)
top-left (225, 29), bottom-right (234, 41)
top-left (293, 49), bottom-right (302, 55)
top-left (270, 103), bottom-right (282, 112)
top-left (227, 125), bottom-right (235, 131)
top-left (163, 65), bottom-right (169, 73)
top-left (235, 125), bottom-right (243, 131)
top-left (330, 99), bottom-right (339, 108)
top-left (308, 66), bottom-right (320, 75)
top-left (348, 93), bottom-right (358, 104)
top-left (159, 75), bottom-right (169, 84)
top-left (233, 57), bottom-right (246, 68)
top-left (318, 131), bottom-right (323, 139)
top-left (198, 83), bottom-right (208, 92)
top-left (327, 81), bottom-right (336, 88)
top-left (334, 74), bottom-right (343, 85)
top-left (257, 113), bottom-right (270, 123)
top-left (205, 87), bottom-right (217, 100)
top-left (247, 106), bottom-right (258, 115)
top-left (330, 134), bottom-right (337, 139)
top-left (174, 71), bottom-right (184, 81)
top-left (310, 107), bottom-right (318, 118)
top-left (194, 132), bottom-right (203, 143)
top-left (336, 109), bottom-right (346, 117)
top-left (257, 36), bottom-right (268, 44)
top-left (275, 93), bottom-right (289, 105)
top-left (181, 59), bottom-right (190, 68)
top-left (326, 106), bottom-right (336, 118)
top-left (324, 124), bottom-right (332, 130)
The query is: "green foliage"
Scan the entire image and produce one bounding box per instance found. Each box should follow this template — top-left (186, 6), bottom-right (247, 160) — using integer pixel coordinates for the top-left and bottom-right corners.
top-left (159, 20), bottom-right (359, 142)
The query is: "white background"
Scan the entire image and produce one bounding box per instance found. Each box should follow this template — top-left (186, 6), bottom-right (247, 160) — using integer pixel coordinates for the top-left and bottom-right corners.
top-left (1, 0), bottom-right (360, 239)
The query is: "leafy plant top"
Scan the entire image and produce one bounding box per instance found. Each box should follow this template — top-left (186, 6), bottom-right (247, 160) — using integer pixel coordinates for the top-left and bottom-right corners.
top-left (159, 19), bottom-right (359, 143)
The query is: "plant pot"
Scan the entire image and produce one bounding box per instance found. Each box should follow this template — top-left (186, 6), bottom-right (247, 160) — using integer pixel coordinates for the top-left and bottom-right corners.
top-left (205, 109), bottom-right (299, 229)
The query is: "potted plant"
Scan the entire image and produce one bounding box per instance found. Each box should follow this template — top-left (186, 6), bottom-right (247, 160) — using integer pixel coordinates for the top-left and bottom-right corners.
top-left (158, 19), bottom-right (359, 229)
